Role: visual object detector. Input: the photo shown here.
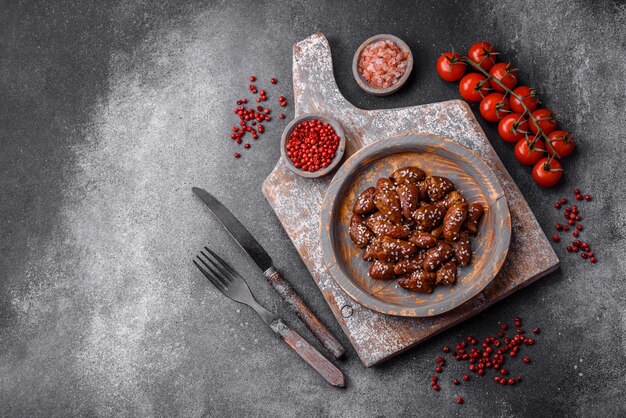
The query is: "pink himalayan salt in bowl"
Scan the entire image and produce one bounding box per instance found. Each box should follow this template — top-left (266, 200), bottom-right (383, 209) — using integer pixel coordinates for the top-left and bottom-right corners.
top-left (353, 34), bottom-right (413, 96)
top-left (359, 40), bottom-right (409, 88)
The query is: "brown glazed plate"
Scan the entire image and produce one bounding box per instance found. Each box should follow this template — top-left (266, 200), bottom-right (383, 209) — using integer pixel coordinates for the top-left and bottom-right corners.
top-left (320, 134), bottom-right (511, 317)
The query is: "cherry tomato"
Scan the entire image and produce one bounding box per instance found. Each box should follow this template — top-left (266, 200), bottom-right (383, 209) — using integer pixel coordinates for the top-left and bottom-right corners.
top-left (479, 93), bottom-right (510, 122)
top-left (467, 41), bottom-right (497, 71)
top-left (498, 113), bottom-right (529, 143)
top-left (529, 108), bottom-right (557, 134)
top-left (489, 63), bottom-right (518, 92)
top-left (436, 52), bottom-right (466, 82)
top-left (510, 86), bottom-right (538, 114)
top-left (532, 157), bottom-right (563, 187)
top-left (515, 138), bottom-right (546, 165)
top-left (459, 73), bottom-right (490, 102)
top-left (547, 130), bottom-right (575, 158)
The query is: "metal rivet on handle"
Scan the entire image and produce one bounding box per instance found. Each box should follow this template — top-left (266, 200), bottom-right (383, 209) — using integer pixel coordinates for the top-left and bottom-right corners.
top-left (341, 305), bottom-right (353, 318)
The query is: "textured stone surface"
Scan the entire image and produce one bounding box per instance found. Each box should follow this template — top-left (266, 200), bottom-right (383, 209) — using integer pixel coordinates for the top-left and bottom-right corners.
top-left (1, 0), bottom-right (624, 416)
top-left (264, 33), bottom-right (557, 366)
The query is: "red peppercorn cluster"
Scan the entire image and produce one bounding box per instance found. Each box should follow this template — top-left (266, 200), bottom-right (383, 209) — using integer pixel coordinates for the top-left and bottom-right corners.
top-left (229, 75), bottom-right (289, 159)
top-left (285, 119), bottom-right (340, 173)
top-left (429, 317), bottom-right (540, 405)
top-left (551, 189), bottom-right (596, 263)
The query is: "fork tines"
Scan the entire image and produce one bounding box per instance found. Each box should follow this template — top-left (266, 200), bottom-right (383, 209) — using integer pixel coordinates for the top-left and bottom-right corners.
top-left (193, 247), bottom-right (243, 293)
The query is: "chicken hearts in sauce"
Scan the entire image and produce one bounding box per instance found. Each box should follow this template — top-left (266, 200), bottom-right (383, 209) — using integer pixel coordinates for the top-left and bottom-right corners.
top-left (349, 165), bottom-right (484, 293)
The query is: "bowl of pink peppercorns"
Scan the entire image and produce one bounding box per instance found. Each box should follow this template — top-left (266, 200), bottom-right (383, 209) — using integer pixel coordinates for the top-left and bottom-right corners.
top-left (353, 34), bottom-right (413, 96)
top-left (280, 114), bottom-right (346, 178)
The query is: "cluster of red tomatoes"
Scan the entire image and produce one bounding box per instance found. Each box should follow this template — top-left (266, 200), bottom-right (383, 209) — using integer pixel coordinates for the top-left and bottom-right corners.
top-left (435, 42), bottom-right (575, 188)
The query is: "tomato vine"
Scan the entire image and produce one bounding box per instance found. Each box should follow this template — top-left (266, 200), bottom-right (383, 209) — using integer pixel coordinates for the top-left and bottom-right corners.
top-left (436, 43), bottom-right (571, 187)
top-left (462, 57), bottom-right (561, 161)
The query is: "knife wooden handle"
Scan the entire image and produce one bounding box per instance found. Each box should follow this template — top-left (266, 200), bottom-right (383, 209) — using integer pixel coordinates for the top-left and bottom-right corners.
top-left (270, 319), bottom-right (345, 387)
top-left (264, 267), bottom-right (346, 359)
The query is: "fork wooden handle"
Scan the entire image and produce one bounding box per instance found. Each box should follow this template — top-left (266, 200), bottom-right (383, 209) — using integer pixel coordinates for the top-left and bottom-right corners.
top-left (264, 267), bottom-right (345, 359)
top-left (270, 319), bottom-right (345, 387)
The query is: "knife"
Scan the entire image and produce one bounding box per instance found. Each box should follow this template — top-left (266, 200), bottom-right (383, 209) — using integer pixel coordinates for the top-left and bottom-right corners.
top-left (192, 187), bottom-right (346, 359)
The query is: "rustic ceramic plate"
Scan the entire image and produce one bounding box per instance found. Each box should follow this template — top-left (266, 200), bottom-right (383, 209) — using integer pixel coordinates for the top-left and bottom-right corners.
top-left (320, 134), bottom-right (511, 317)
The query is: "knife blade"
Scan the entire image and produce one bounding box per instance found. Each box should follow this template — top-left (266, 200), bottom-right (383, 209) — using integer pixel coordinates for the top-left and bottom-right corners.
top-left (192, 187), bottom-right (272, 271)
top-left (192, 187), bottom-right (345, 359)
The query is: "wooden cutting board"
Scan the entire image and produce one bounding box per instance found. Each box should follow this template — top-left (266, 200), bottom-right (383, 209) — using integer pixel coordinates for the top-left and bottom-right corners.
top-left (262, 33), bottom-right (559, 367)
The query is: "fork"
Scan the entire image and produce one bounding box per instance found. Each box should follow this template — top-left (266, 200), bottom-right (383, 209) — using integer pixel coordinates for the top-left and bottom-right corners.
top-left (193, 247), bottom-right (346, 387)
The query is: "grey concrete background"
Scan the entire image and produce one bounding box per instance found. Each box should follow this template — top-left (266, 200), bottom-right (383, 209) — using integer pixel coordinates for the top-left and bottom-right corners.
top-left (1, 0), bottom-right (624, 416)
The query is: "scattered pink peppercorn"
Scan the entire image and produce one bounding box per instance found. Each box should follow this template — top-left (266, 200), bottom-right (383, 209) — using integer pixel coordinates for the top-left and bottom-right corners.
top-left (229, 77), bottom-right (284, 157)
top-left (429, 317), bottom-right (543, 403)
